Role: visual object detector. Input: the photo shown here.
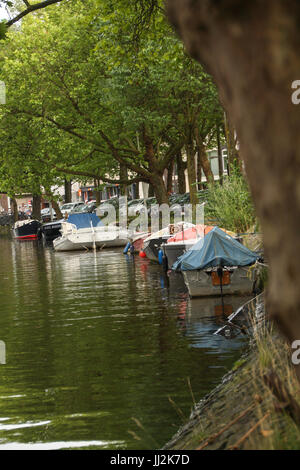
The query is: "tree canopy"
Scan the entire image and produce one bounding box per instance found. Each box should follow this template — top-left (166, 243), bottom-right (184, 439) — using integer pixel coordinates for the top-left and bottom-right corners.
top-left (0, 0), bottom-right (225, 203)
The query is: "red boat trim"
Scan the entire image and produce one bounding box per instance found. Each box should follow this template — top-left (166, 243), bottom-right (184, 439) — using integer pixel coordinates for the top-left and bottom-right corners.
top-left (15, 234), bottom-right (38, 240)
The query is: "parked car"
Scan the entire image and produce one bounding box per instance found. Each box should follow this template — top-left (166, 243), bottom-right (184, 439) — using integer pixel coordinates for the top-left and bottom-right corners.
top-left (73, 201), bottom-right (97, 214)
top-left (60, 202), bottom-right (85, 216)
top-left (41, 207), bottom-right (56, 222)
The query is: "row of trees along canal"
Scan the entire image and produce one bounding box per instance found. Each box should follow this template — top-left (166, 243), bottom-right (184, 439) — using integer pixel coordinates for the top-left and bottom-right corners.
top-left (0, 0), bottom-right (241, 219)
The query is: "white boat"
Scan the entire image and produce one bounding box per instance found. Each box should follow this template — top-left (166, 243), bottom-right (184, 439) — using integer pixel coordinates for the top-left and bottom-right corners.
top-left (53, 213), bottom-right (130, 252)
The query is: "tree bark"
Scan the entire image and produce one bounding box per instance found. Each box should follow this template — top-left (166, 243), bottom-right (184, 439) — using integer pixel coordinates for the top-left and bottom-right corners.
top-left (51, 199), bottom-right (63, 220)
top-left (195, 130), bottom-right (214, 185)
top-left (167, 160), bottom-right (174, 194)
top-left (93, 179), bottom-right (101, 204)
top-left (216, 124), bottom-right (224, 184)
top-left (142, 127), bottom-right (169, 204)
top-left (167, 0), bottom-right (300, 380)
top-left (150, 173), bottom-right (169, 205)
top-left (185, 142), bottom-right (199, 207)
top-left (32, 194), bottom-right (41, 220)
top-left (64, 179), bottom-right (72, 203)
top-left (148, 184), bottom-right (155, 198)
top-left (11, 197), bottom-right (19, 222)
top-left (197, 150), bottom-right (203, 191)
top-left (224, 112), bottom-right (236, 174)
top-left (120, 164), bottom-right (128, 197)
top-left (176, 152), bottom-right (186, 194)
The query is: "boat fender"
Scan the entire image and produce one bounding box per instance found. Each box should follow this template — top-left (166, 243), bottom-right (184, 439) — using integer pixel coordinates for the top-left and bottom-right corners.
top-left (123, 242), bottom-right (131, 254)
top-left (158, 249), bottom-right (164, 265)
top-left (139, 250), bottom-right (147, 258)
top-left (129, 244), bottom-right (135, 254)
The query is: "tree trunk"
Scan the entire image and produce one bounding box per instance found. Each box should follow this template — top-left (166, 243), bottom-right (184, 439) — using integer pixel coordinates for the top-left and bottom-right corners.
top-left (64, 179), bottom-right (72, 203)
top-left (142, 128), bottom-right (169, 204)
top-left (167, 160), bottom-right (174, 194)
top-left (185, 143), bottom-right (199, 207)
top-left (135, 182), bottom-right (140, 199)
top-left (197, 150), bottom-right (203, 191)
top-left (94, 179), bottom-right (101, 204)
top-left (150, 173), bottom-right (169, 205)
top-left (167, 0), bottom-right (300, 380)
top-left (120, 164), bottom-right (128, 197)
top-left (11, 197), bottom-right (18, 222)
top-left (195, 132), bottom-right (214, 185)
top-left (32, 194), bottom-right (41, 220)
top-left (51, 199), bottom-right (63, 220)
top-left (195, 127), bottom-right (214, 185)
top-left (148, 184), bottom-right (155, 198)
top-left (216, 124), bottom-right (224, 184)
top-left (176, 152), bottom-right (186, 194)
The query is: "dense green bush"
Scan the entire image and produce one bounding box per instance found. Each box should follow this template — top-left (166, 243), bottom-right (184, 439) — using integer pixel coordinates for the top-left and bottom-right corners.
top-left (205, 167), bottom-right (256, 233)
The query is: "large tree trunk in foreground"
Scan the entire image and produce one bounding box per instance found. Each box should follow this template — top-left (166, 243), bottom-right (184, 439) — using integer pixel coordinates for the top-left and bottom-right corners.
top-left (167, 0), bottom-right (300, 379)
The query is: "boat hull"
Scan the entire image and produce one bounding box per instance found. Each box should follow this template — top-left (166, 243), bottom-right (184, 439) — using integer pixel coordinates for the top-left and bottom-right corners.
top-left (54, 237), bottom-right (129, 252)
top-left (163, 241), bottom-right (197, 268)
top-left (131, 233), bottom-right (150, 253)
top-left (13, 220), bottom-right (42, 240)
top-left (143, 236), bottom-right (170, 262)
top-left (183, 268), bottom-right (255, 298)
top-left (53, 229), bottom-right (130, 252)
top-left (41, 220), bottom-right (63, 242)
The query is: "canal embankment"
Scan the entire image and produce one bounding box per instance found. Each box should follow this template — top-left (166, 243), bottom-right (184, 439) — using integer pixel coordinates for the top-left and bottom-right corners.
top-left (164, 294), bottom-right (300, 450)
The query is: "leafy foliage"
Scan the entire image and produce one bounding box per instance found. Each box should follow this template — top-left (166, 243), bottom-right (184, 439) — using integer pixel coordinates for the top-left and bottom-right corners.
top-left (205, 165), bottom-right (256, 233)
top-left (0, 0), bottom-right (225, 202)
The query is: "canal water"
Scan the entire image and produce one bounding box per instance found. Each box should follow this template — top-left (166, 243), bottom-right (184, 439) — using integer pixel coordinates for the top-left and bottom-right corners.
top-left (0, 238), bottom-right (250, 450)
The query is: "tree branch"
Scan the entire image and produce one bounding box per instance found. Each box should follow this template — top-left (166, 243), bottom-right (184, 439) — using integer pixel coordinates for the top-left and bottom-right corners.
top-left (6, 0), bottom-right (65, 28)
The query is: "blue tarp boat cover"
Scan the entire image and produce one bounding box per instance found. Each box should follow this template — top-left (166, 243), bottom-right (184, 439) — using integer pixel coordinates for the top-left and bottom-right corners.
top-left (172, 227), bottom-right (259, 271)
top-left (68, 213), bottom-right (103, 229)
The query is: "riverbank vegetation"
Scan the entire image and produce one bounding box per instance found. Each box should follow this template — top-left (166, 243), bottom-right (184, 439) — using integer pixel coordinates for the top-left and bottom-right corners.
top-left (166, 299), bottom-right (300, 450)
top-left (205, 165), bottom-right (256, 234)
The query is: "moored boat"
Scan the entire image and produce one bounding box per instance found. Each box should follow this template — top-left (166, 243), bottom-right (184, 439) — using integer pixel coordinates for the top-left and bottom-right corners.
top-left (173, 227), bottom-right (260, 298)
top-left (53, 213), bottom-right (130, 252)
top-left (130, 232), bottom-right (150, 253)
top-left (162, 225), bottom-right (215, 268)
top-left (13, 219), bottom-right (42, 240)
top-left (41, 219), bottom-right (64, 243)
top-left (143, 222), bottom-right (195, 262)
top-left (162, 225), bottom-right (237, 268)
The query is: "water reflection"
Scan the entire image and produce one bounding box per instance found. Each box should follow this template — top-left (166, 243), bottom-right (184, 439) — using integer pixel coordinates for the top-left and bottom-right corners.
top-left (0, 239), bottom-right (250, 449)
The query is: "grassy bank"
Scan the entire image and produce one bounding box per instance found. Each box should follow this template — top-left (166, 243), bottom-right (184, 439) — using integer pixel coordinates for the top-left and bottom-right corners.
top-left (164, 296), bottom-right (300, 450)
